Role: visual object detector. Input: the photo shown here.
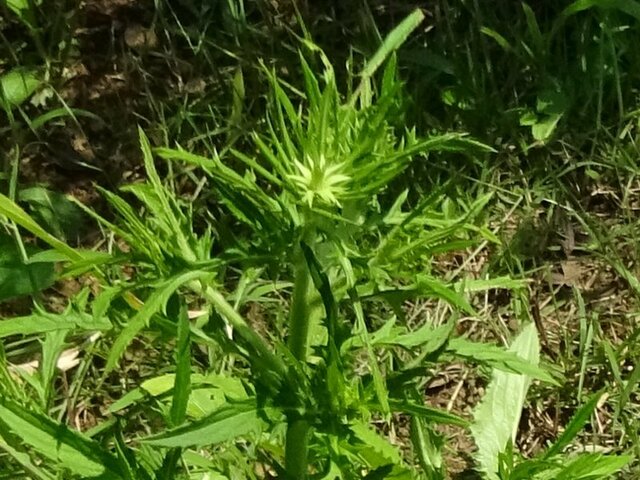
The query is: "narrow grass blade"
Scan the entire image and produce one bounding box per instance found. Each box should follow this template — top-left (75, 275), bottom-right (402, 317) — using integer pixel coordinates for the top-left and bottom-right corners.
top-left (360, 9), bottom-right (425, 80)
top-left (544, 389), bottom-right (604, 459)
top-left (480, 27), bottom-right (515, 53)
top-left (155, 327), bottom-right (190, 480)
top-left (560, 0), bottom-right (640, 22)
top-left (29, 107), bottom-right (103, 131)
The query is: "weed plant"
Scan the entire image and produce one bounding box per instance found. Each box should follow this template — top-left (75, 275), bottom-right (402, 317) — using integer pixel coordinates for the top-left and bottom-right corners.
top-left (0, 3), bottom-right (638, 480)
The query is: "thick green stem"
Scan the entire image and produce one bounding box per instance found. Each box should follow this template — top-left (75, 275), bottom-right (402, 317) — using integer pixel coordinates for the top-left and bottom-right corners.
top-left (285, 240), bottom-right (314, 479)
top-left (285, 418), bottom-right (310, 479)
top-left (288, 244), bottom-right (313, 360)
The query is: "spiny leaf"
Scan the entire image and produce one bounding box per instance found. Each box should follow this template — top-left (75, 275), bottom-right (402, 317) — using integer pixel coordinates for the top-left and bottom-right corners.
top-left (387, 400), bottom-right (469, 427)
top-left (0, 304), bottom-right (111, 338)
top-left (142, 399), bottom-right (277, 448)
top-left (350, 420), bottom-right (403, 466)
top-left (105, 270), bottom-right (211, 374)
top-left (349, 286), bottom-right (389, 416)
top-left (554, 453), bottom-right (633, 479)
top-left (448, 336), bottom-right (558, 384)
top-left (0, 399), bottom-right (122, 478)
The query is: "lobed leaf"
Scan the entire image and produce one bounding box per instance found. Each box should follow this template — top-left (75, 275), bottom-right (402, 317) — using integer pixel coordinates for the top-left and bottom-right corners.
top-left (105, 270), bottom-right (212, 374)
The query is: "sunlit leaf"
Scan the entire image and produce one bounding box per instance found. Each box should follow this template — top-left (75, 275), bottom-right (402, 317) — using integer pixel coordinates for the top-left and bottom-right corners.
top-left (0, 399), bottom-right (122, 478)
top-left (470, 323), bottom-right (541, 479)
top-left (105, 270), bottom-right (212, 374)
top-left (142, 399), bottom-right (278, 448)
top-left (0, 68), bottom-right (40, 110)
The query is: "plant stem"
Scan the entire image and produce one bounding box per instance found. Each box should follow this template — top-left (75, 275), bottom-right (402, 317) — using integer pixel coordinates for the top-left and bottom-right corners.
top-left (197, 284), bottom-right (287, 378)
top-left (288, 243), bottom-right (313, 361)
top-left (285, 418), bottom-right (310, 479)
top-left (285, 239), bottom-right (314, 479)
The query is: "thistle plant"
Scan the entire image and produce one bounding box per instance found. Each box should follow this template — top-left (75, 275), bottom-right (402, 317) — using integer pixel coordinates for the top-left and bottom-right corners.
top-left (0, 7), bottom-right (631, 480)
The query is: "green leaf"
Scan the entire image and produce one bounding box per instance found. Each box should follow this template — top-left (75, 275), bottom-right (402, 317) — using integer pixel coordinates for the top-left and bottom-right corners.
top-left (531, 113), bottom-right (562, 142)
top-left (5, 0), bottom-right (29, 13)
top-left (360, 9), bottom-right (425, 80)
top-left (416, 275), bottom-right (475, 315)
top-left (0, 68), bottom-right (40, 110)
top-left (39, 329), bottom-right (68, 407)
top-left (448, 336), bottom-right (557, 384)
top-left (0, 233), bottom-right (55, 301)
top-left (520, 110), bottom-right (539, 126)
top-left (387, 400), bottom-right (469, 427)
top-left (142, 399), bottom-right (276, 448)
top-left (169, 299), bottom-right (191, 427)
top-left (0, 303), bottom-right (111, 338)
top-left (19, 187), bottom-right (85, 241)
top-left (0, 192), bottom-right (83, 261)
top-left (554, 453), bottom-right (633, 479)
top-left (346, 317), bottom-right (454, 353)
top-left (544, 390), bottom-right (604, 459)
top-left (350, 420), bottom-right (403, 467)
top-left (108, 373), bottom-right (247, 418)
top-left (0, 398), bottom-right (122, 478)
top-left (470, 323), bottom-right (541, 480)
top-left (5, 0), bottom-right (41, 17)
top-left (105, 270), bottom-right (211, 374)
